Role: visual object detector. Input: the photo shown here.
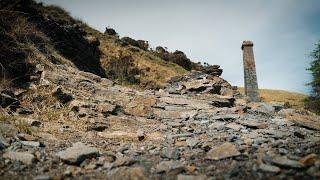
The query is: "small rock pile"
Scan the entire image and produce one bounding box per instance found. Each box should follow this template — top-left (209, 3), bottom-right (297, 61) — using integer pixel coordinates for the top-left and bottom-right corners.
top-left (165, 70), bottom-right (236, 96)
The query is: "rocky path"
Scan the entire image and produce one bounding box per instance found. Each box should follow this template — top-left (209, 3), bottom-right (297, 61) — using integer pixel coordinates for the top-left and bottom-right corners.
top-left (1, 65), bottom-right (320, 179)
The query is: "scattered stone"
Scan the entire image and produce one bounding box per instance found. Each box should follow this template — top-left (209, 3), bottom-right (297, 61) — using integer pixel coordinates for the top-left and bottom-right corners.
top-left (249, 103), bottom-right (275, 114)
top-left (258, 163), bottom-right (281, 173)
top-left (168, 133), bottom-right (193, 140)
top-left (278, 108), bottom-right (295, 117)
top-left (177, 174), bottom-right (207, 180)
top-left (211, 114), bottom-right (240, 121)
top-left (186, 138), bottom-right (199, 148)
top-left (206, 143), bottom-right (240, 160)
top-left (208, 121), bottom-right (225, 130)
top-left (97, 102), bottom-right (116, 114)
top-left (137, 129), bottom-right (145, 141)
top-left (33, 175), bottom-right (53, 180)
top-left (108, 166), bottom-right (147, 180)
top-left (238, 120), bottom-right (268, 129)
top-left (155, 160), bottom-right (185, 174)
top-left (226, 122), bottom-right (244, 131)
top-left (270, 156), bottom-right (304, 169)
top-left (263, 130), bottom-right (288, 139)
top-left (56, 142), bottom-right (99, 165)
top-left (307, 166), bottom-right (320, 177)
top-left (21, 141), bottom-right (41, 147)
top-left (87, 122), bottom-right (108, 132)
top-left (124, 96), bottom-right (156, 117)
top-left (112, 157), bottom-right (136, 168)
top-left (3, 151), bottom-right (36, 165)
top-left (161, 147), bottom-right (180, 160)
top-left (299, 154), bottom-right (318, 167)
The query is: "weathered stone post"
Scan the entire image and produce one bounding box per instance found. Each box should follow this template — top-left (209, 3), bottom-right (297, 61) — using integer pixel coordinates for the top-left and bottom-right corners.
top-left (242, 41), bottom-right (260, 102)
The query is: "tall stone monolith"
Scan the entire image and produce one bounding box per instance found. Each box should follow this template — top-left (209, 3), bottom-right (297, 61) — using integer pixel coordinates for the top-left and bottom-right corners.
top-left (242, 41), bottom-right (260, 102)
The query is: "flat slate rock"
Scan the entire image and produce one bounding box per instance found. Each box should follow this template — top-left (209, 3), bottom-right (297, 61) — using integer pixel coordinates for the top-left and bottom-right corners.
top-left (206, 142), bottom-right (240, 160)
top-left (238, 120), bottom-right (268, 129)
top-left (107, 166), bottom-right (147, 180)
top-left (56, 142), bottom-right (99, 165)
top-left (21, 141), bottom-right (41, 147)
top-left (155, 160), bottom-right (185, 174)
top-left (226, 122), bottom-right (244, 131)
top-left (258, 163), bottom-right (281, 173)
top-left (3, 151), bottom-right (36, 165)
top-left (270, 156), bottom-right (304, 169)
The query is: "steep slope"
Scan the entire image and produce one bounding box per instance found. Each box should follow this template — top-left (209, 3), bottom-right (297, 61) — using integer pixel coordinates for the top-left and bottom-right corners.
top-left (0, 0), bottom-right (188, 90)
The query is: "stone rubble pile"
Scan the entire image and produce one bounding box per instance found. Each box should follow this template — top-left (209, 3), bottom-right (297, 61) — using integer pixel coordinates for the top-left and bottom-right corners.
top-left (0, 65), bottom-right (319, 179)
top-left (165, 70), bottom-right (237, 96)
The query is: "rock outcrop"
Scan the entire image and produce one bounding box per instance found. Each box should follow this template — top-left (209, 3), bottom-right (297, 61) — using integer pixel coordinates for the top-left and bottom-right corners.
top-left (165, 70), bottom-right (236, 96)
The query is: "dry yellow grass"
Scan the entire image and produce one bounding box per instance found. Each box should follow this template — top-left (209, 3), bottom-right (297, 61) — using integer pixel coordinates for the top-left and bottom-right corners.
top-left (238, 87), bottom-right (308, 109)
top-left (98, 34), bottom-right (187, 88)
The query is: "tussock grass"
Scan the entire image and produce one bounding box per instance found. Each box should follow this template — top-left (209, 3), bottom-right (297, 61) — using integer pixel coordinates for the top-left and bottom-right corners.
top-left (0, 114), bottom-right (33, 134)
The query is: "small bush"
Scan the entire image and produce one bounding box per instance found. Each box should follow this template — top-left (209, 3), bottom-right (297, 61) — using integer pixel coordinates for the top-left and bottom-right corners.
top-left (305, 97), bottom-right (320, 114)
top-left (104, 27), bottom-right (117, 36)
top-left (121, 37), bottom-right (149, 51)
top-left (154, 46), bottom-right (170, 61)
top-left (105, 53), bottom-right (140, 84)
top-left (168, 50), bottom-right (192, 70)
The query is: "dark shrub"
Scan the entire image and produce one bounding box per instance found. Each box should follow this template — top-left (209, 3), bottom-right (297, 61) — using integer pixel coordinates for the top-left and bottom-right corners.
top-left (104, 27), bottom-right (117, 36)
top-left (121, 37), bottom-right (149, 50)
top-left (105, 54), bottom-right (140, 84)
top-left (154, 46), bottom-right (169, 61)
top-left (168, 50), bottom-right (192, 70)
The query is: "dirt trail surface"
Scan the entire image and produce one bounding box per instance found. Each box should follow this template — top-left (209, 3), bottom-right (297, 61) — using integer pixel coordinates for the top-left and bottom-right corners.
top-left (1, 66), bottom-right (320, 179)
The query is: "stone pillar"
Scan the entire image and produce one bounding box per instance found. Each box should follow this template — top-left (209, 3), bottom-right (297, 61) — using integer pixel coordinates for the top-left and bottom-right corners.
top-left (242, 41), bottom-right (260, 102)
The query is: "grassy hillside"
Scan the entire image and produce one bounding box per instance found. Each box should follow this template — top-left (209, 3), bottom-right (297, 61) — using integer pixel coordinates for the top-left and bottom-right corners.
top-left (44, 4), bottom-right (188, 89)
top-left (238, 87), bottom-right (308, 109)
top-left (0, 0), bottom-right (187, 90)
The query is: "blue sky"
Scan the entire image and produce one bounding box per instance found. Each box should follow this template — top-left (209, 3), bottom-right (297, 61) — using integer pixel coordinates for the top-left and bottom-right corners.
top-left (40, 0), bottom-right (320, 93)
